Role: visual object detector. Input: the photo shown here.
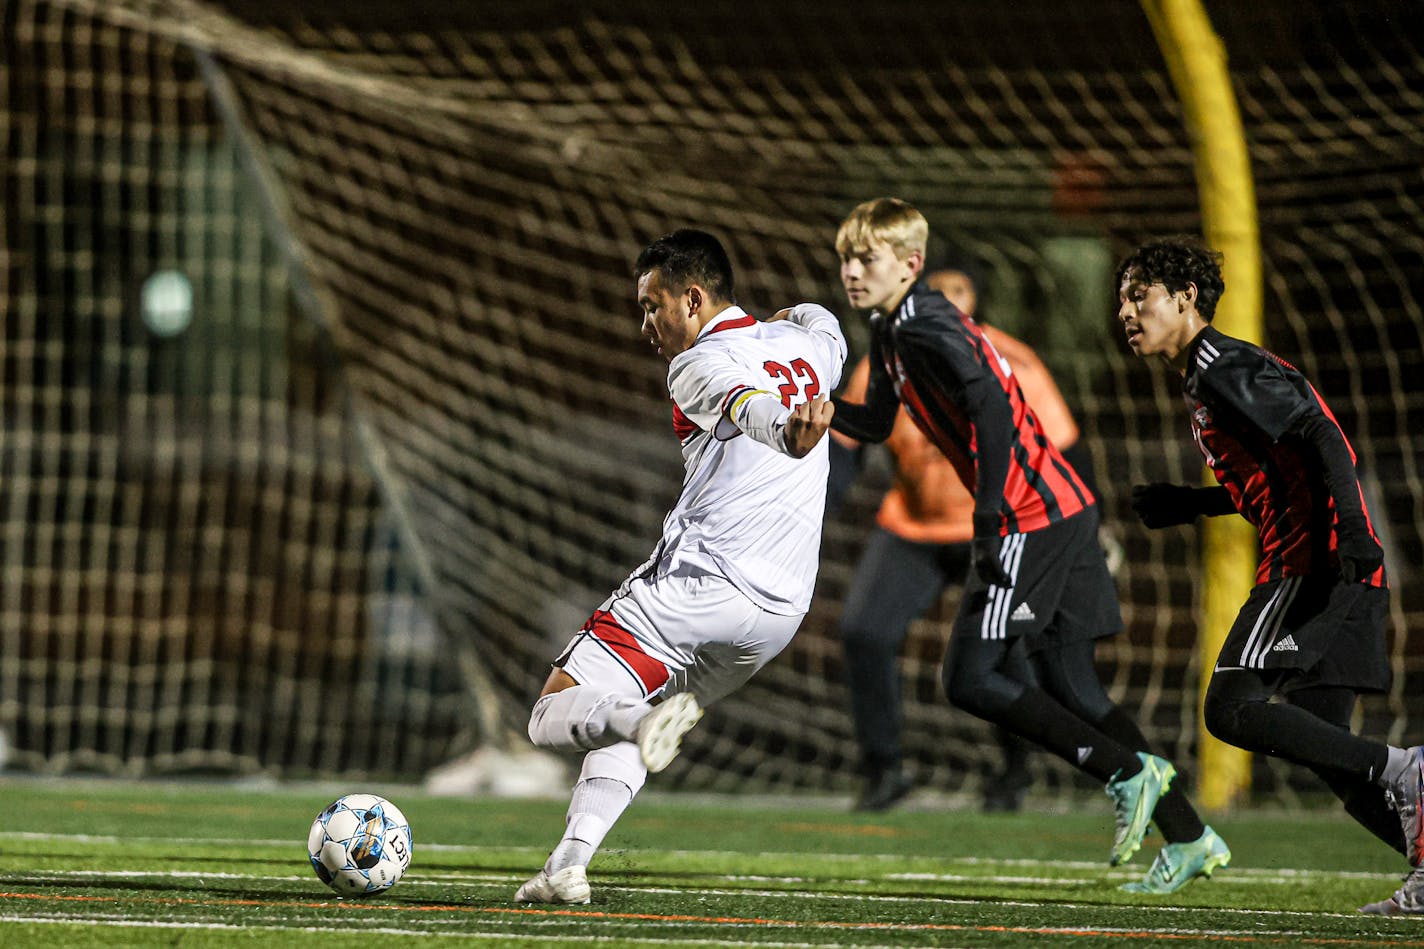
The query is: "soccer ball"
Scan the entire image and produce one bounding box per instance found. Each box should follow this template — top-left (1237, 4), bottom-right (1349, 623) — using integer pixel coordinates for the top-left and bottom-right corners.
top-left (307, 793), bottom-right (413, 897)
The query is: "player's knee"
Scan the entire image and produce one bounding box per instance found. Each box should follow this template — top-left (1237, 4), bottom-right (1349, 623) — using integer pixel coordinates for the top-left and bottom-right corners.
top-left (527, 689), bottom-right (608, 752)
top-left (1203, 669), bottom-right (1274, 745)
top-left (527, 693), bottom-right (562, 749)
top-left (1201, 685), bottom-right (1249, 745)
top-left (944, 662), bottom-right (998, 717)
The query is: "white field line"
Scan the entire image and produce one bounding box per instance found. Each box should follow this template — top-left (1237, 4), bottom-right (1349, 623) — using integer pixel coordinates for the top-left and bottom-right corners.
top-left (0, 861), bottom-right (1404, 888)
top-left (9, 832), bottom-right (1405, 882)
top-left (0, 868), bottom-right (1403, 922)
top-left (1, 908), bottom-right (1416, 946)
top-left (0, 915), bottom-right (894, 948)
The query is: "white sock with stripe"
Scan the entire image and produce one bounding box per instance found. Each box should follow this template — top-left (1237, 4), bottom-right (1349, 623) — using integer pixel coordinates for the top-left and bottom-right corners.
top-left (546, 744), bottom-right (647, 873)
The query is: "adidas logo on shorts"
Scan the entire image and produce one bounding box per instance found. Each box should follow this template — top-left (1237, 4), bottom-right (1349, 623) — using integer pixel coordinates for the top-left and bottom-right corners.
top-left (1272, 634), bottom-right (1300, 652)
top-left (1011, 602), bottom-right (1036, 623)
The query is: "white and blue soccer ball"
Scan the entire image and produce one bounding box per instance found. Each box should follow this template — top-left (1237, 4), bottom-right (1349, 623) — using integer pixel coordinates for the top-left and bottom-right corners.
top-left (307, 793), bottom-right (413, 897)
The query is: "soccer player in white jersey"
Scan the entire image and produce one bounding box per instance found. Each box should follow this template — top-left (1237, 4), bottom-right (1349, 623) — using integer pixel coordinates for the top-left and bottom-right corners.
top-left (515, 228), bottom-right (847, 904)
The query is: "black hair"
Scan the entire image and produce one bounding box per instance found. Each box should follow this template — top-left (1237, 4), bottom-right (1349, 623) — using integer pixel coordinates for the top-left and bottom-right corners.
top-left (1114, 237), bottom-right (1225, 322)
top-left (634, 228), bottom-right (735, 303)
top-left (923, 249), bottom-right (983, 293)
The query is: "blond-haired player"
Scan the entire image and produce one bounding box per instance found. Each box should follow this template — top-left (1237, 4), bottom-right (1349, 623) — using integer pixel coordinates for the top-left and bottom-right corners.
top-left (831, 198), bottom-right (1224, 893)
top-left (832, 260), bottom-right (1099, 813)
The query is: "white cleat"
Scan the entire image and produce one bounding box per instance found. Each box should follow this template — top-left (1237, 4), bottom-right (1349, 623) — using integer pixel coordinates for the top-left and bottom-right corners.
top-left (637, 692), bottom-right (703, 773)
top-left (1360, 864), bottom-right (1424, 915)
top-left (514, 865), bottom-right (591, 904)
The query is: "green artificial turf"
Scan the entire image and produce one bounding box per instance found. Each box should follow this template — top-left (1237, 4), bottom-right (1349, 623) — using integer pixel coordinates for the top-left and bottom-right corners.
top-left (4, 778), bottom-right (1422, 947)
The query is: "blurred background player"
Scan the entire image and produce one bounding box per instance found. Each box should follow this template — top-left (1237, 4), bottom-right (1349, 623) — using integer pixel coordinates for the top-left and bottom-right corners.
top-left (831, 198), bottom-right (1225, 893)
top-left (516, 229), bottom-right (846, 904)
top-left (1117, 237), bottom-right (1423, 913)
top-left (831, 261), bottom-right (1108, 812)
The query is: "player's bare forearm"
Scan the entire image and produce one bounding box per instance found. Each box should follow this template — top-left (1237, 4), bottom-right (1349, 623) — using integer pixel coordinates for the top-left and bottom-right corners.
top-left (783, 395), bottom-right (834, 459)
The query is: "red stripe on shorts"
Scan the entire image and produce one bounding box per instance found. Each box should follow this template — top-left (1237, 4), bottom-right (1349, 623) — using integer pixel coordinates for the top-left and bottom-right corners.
top-left (582, 609), bottom-right (670, 693)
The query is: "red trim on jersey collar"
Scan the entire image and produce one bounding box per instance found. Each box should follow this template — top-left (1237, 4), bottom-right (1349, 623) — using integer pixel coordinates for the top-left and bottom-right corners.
top-left (702, 309), bottom-right (756, 337)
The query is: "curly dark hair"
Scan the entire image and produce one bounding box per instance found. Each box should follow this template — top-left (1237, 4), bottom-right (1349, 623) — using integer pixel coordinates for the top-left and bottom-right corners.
top-left (1114, 237), bottom-right (1225, 322)
top-left (634, 228), bottom-right (735, 303)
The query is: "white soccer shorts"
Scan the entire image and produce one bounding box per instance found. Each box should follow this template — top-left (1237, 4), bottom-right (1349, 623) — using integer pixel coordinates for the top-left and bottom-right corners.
top-left (557, 567), bottom-right (803, 706)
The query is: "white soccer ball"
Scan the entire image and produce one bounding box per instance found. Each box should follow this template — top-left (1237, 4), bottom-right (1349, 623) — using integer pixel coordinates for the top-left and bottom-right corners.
top-left (307, 793), bottom-right (413, 897)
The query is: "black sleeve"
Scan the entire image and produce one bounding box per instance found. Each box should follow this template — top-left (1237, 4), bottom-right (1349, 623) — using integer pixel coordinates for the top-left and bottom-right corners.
top-left (831, 397), bottom-right (897, 443)
top-left (1287, 410), bottom-right (1370, 534)
top-left (896, 309), bottom-right (1011, 534)
top-left (831, 334), bottom-right (899, 443)
top-left (963, 374), bottom-right (1013, 532)
top-left (1201, 347), bottom-right (1311, 442)
top-left (824, 438), bottom-right (863, 516)
top-left (1199, 485), bottom-right (1238, 516)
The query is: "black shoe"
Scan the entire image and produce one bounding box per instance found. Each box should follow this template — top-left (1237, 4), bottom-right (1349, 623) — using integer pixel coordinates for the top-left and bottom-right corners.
top-left (981, 769), bottom-right (1031, 813)
top-left (855, 770), bottom-right (912, 812)
top-left (981, 785), bottom-right (1026, 813)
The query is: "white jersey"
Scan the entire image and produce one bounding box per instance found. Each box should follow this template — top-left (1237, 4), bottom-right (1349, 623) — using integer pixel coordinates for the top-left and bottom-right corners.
top-left (627, 304), bottom-right (846, 614)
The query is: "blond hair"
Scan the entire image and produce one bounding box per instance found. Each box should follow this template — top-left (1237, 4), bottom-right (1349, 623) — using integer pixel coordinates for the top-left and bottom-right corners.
top-left (835, 197), bottom-right (928, 260)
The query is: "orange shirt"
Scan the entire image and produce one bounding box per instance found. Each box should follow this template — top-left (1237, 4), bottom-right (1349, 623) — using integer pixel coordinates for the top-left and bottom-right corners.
top-left (835, 325), bottom-right (1080, 544)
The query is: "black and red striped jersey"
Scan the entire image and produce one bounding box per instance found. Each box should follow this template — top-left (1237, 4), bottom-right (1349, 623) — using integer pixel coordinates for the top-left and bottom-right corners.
top-left (1183, 325), bottom-right (1386, 587)
top-left (832, 281), bottom-right (1093, 535)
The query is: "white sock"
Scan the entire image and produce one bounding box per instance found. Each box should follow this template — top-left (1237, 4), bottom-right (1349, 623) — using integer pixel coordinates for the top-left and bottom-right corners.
top-left (1380, 745), bottom-right (1413, 787)
top-left (545, 777), bottom-right (634, 874)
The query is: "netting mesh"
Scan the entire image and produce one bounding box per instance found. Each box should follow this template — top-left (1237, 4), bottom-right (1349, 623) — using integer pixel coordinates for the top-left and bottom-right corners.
top-left (2, 0), bottom-right (1421, 799)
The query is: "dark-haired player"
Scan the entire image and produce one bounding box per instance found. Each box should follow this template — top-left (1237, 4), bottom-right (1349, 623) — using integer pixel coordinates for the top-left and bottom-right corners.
top-left (1117, 236), bottom-right (1422, 914)
top-left (832, 198), bottom-right (1224, 892)
top-left (515, 228), bottom-right (846, 904)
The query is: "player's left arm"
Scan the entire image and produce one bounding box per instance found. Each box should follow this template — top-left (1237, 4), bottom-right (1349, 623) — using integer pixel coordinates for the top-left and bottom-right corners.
top-left (669, 341), bottom-right (837, 459)
top-left (904, 319), bottom-right (1013, 586)
top-left (962, 373), bottom-right (1014, 586)
top-left (1203, 349), bottom-right (1381, 581)
top-left (1287, 409), bottom-right (1382, 581)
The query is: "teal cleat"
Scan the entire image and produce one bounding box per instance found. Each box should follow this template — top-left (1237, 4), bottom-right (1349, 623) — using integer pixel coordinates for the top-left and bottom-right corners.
top-left (1105, 752), bottom-right (1175, 866)
top-left (1121, 825), bottom-right (1231, 894)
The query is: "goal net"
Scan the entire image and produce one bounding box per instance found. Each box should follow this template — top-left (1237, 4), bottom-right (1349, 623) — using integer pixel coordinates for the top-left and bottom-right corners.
top-left (3, 0), bottom-right (1421, 801)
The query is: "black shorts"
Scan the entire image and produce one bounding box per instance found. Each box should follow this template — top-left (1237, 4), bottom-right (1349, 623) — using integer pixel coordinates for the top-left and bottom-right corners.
top-left (951, 507), bottom-right (1122, 651)
top-left (1214, 577), bottom-right (1390, 693)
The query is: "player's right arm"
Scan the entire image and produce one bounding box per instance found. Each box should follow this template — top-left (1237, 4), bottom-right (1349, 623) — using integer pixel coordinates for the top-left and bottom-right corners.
top-left (830, 330), bottom-right (897, 443)
top-left (1203, 344), bottom-right (1383, 581)
top-left (829, 357), bottom-right (871, 451)
top-left (782, 396), bottom-right (835, 459)
top-left (769, 304), bottom-right (849, 378)
top-left (1130, 483), bottom-right (1237, 529)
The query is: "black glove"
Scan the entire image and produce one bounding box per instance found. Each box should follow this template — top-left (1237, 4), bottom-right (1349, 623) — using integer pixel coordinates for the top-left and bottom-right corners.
top-left (1130, 483), bottom-right (1208, 529)
top-left (971, 512), bottom-right (1012, 587)
top-left (1337, 526), bottom-right (1383, 583)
